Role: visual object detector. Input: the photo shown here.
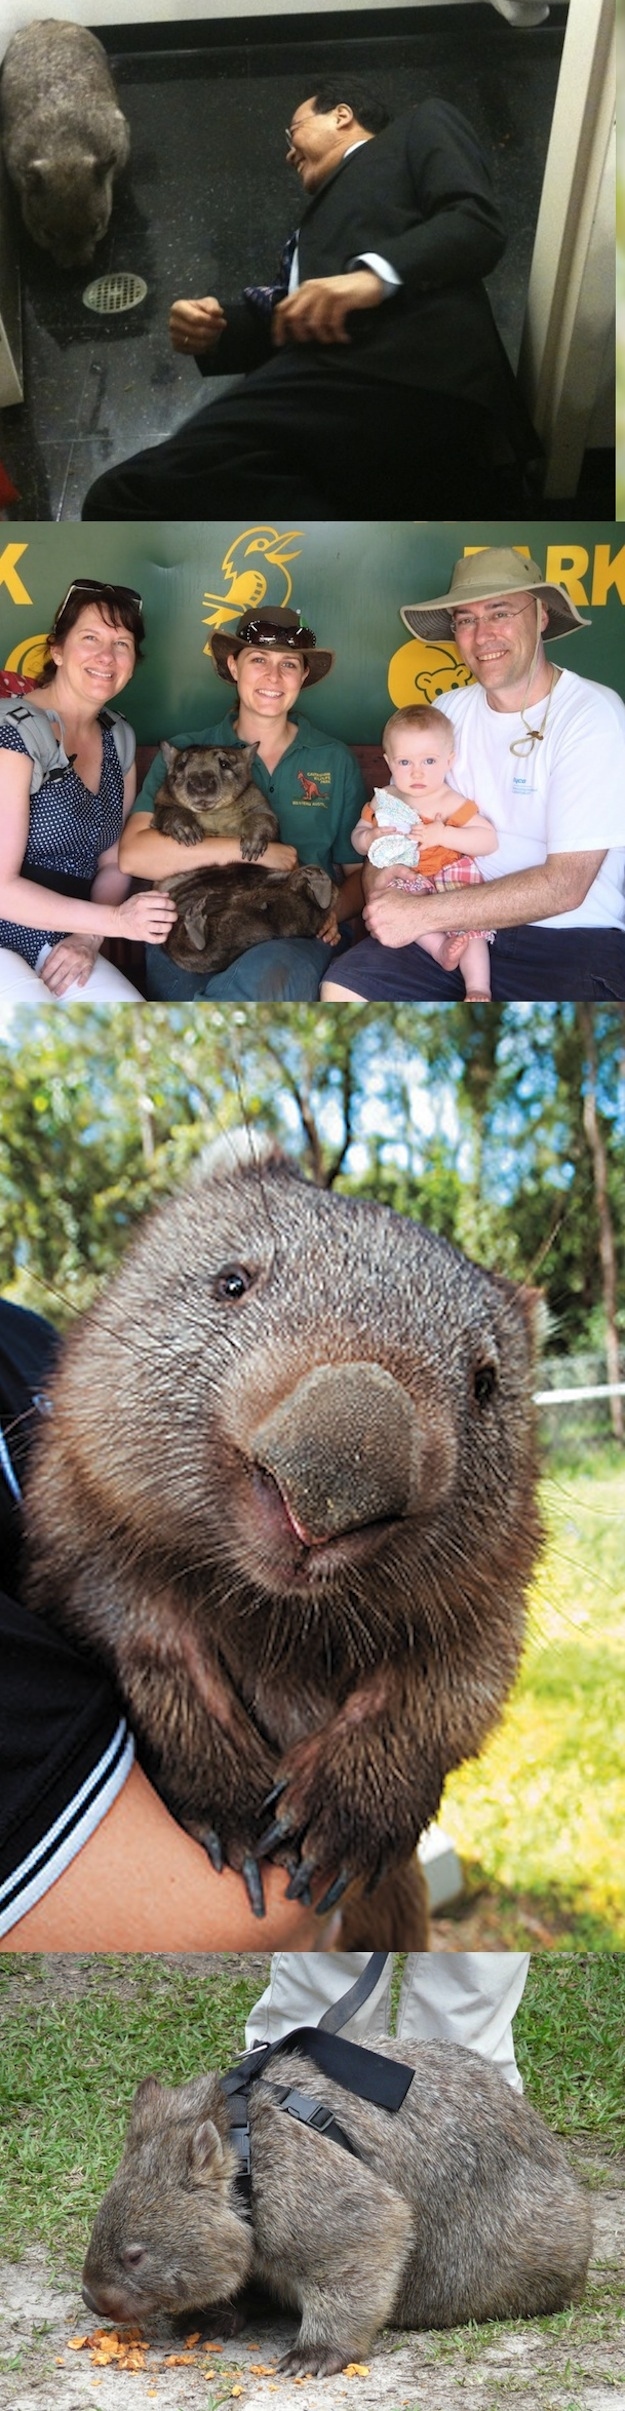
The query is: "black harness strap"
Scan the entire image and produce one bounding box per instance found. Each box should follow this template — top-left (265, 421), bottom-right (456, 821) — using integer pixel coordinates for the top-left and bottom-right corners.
top-left (220, 2023), bottom-right (414, 2203)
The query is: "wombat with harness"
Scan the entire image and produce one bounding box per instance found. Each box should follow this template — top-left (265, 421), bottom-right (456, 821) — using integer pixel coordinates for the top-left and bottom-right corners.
top-left (82, 2025), bottom-right (592, 2374)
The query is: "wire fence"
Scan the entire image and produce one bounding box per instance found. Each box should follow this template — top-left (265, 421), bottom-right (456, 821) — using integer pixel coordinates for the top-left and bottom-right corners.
top-left (535, 1355), bottom-right (625, 1454)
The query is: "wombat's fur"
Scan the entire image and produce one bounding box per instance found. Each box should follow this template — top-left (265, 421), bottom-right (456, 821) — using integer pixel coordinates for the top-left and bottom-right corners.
top-left (23, 1148), bottom-right (542, 1942)
top-left (82, 2035), bottom-right (592, 2373)
top-left (0, 21), bottom-right (130, 269)
top-left (151, 742), bottom-right (279, 859)
top-left (162, 860), bottom-right (335, 975)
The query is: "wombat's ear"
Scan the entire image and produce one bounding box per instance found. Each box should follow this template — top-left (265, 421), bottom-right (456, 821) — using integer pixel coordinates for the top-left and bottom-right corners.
top-left (160, 741), bottom-right (178, 769)
top-left (127, 2075), bottom-right (163, 2136)
top-left (187, 2120), bottom-right (226, 2185)
top-left (490, 1276), bottom-right (547, 1359)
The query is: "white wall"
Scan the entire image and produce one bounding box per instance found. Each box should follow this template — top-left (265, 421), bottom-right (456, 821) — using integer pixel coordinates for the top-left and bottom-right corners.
top-left (0, 0), bottom-right (565, 55)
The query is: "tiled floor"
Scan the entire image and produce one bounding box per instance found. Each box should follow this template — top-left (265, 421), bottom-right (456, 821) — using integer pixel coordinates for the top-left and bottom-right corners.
top-left (1, 1), bottom-right (605, 520)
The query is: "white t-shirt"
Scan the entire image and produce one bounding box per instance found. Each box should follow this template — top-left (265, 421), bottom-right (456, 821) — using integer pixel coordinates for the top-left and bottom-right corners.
top-left (436, 667), bottom-right (625, 929)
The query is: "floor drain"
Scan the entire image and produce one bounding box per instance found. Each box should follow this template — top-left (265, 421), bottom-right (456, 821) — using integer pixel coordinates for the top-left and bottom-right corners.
top-left (83, 271), bottom-right (148, 315)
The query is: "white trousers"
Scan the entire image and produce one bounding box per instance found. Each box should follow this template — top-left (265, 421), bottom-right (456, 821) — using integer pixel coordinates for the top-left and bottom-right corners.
top-left (0, 944), bottom-right (143, 1003)
top-left (245, 1953), bottom-right (530, 2090)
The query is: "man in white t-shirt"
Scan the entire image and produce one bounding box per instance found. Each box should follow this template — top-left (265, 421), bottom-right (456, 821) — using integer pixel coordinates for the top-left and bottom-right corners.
top-left (322, 548), bottom-right (625, 1002)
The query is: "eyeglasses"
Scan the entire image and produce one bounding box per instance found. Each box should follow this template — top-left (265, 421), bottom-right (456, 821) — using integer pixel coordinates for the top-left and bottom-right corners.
top-left (450, 602), bottom-right (534, 634)
top-left (52, 578), bottom-right (144, 632)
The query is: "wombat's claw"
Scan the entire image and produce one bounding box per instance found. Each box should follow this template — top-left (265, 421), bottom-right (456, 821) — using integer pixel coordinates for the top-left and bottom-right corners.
top-left (200, 1828), bottom-right (224, 1873)
top-left (261, 1777), bottom-right (289, 1814)
top-left (285, 1858), bottom-right (316, 1902)
top-left (256, 1813), bottom-right (294, 1858)
top-left (242, 1854), bottom-right (265, 1918)
top-left (315, 1869), bottom-right (351, 1916)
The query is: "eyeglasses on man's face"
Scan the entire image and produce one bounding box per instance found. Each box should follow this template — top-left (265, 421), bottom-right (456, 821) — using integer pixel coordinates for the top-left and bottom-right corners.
top-left (451, 601), bottom-right (534, 635)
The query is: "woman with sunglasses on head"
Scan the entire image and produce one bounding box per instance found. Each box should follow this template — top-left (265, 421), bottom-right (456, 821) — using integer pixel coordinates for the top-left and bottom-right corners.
top-left (0, 579), bottom-right (176, 1002)
top-left (120, 604), bottom-right (365, 1002)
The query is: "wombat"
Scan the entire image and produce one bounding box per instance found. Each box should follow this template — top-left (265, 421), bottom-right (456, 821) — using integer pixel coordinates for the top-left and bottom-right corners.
top-left (151, 742), bottom-right (279, 859)
top-left (82, 2034), bottom-right (592, 2373)
top-left (0, 21), bottom-right (130, 270)
top-left (162, 860), bottom-right (335, 975)
top-left (23, 1145), bottom-right (543, 1943)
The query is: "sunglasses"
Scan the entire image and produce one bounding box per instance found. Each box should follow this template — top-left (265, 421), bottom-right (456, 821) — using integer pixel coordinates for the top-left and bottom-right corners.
top-left (240, 616), bottom-right (316, 650)
top-left (52, 578), bottom-right (144, 632)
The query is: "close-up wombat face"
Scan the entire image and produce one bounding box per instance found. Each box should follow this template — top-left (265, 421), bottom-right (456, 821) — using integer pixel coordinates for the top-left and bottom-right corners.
top-left (82, 2075), bottom-right (251, 2326)
top-left (160, 742), bottom-right (260, 816)
top-left (28, 1151), bottom-right (538, 1616)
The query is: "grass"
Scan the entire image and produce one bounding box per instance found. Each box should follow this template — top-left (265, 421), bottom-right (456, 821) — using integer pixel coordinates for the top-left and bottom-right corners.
top-left (0, 1953), bottom-right (623, 2274)
top-left (439, 1452), bottom-right (625, 1946)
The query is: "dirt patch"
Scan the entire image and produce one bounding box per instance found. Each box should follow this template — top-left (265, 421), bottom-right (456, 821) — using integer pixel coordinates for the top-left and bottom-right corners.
top-left (1, 2145), bottom-right (622, 2411)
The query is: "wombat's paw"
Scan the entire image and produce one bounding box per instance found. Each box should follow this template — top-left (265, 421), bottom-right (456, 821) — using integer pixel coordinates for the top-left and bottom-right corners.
top-left (278, 2342), bottom-right (355, 2378)
top-left (193, 2301), bottom-right (247, 2343)
top-left (240, 835), bottom-right (268, 862)
top-left (159, 813), bottom-right (202, 846)
top-left (255, 1734), bottom-right (411, 1900)
top-left (194, 1825), bottom-right (266, 1916)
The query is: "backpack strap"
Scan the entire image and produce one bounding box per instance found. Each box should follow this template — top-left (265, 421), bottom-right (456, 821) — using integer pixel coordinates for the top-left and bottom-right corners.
top-left (0, 697), bottom-right (135, 790)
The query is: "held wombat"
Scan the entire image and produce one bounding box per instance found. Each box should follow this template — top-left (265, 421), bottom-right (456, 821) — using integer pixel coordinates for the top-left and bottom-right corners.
top-left (151, 742), bottom-right (279, 859)
top-left (162, 860), bottom-right (335, 975)
top-left (23, 1147), bottom-right (543, 1942)
top-left (1, 21), bottom-right (130, 270)
top-left (82, 2035), bottom-right (592, 2373)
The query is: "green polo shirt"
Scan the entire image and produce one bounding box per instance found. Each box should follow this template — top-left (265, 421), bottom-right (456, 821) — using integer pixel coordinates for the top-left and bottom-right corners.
top-left (133, 709), bottom-right (364, 876)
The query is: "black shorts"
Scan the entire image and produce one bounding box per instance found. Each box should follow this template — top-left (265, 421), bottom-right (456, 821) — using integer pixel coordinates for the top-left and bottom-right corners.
top-left (327, 925), bottom-right (625, 1004)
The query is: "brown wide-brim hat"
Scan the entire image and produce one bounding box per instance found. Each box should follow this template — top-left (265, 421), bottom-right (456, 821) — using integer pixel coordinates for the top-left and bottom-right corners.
top-left (400, 548), bottom-right (591, 645)
top-left (210, 605), bottom-right (334, 686)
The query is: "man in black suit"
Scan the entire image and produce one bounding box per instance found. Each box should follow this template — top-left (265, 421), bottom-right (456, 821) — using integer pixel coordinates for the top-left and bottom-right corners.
top-left (82, 82), bottom-right (539, 520)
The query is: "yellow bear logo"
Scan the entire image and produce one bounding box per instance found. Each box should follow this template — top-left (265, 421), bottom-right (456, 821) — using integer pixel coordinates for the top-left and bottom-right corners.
top-left (388, 637), bottom-right (474, 706)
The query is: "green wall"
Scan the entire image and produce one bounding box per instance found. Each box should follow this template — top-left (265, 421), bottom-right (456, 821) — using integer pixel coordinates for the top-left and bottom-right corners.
top-left (1, 520), bottom-right (624, 744)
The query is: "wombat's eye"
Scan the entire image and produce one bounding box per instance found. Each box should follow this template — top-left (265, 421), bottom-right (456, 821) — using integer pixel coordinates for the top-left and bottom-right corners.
top-left (473, 1363), bottom-right (498, 1406)
top-left (212, 1263), bottom-right (255, 1301)
top-left (122, 2244), bottom-right (146, 2269)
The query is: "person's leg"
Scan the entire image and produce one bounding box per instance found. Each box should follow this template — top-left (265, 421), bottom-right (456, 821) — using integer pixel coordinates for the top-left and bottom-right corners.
top-left (0, 948), bottom-right (48, 1002)
top-left (59, 954), bottom-right (144, 1002)
top-left (197, 937), bottom-right (329, 1002)
top-left (82, 361), bottom-right (502, 522)
top-left (490, 927), bottom-right (625, 1002)
top-left (245, 1954), bottom-right (393, 2046)
top-left (456, 933), bottom-right (492, 1000)
top-left (395, 1953), bottom-right (530, 2090)
top-left (321, 938), bottom-right (466, 1003)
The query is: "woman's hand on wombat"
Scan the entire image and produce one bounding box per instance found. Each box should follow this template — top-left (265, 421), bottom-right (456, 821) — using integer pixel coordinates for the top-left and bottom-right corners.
top-left (114, 891), bottom-right (178, 942)
top-left (262, 842), bottom-right (299, 872)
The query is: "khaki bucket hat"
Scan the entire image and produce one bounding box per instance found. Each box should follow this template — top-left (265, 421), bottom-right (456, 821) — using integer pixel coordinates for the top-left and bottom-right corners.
top-left (210, 605), bottom-right (334, 686)
top-left (400, 548), bottom-right (590, 645)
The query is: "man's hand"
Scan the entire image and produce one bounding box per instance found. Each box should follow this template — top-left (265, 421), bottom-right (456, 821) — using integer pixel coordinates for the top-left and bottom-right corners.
top-left (169, 297), bottom-right (228, 356)
top-left (272, 269), bottom-right (385, 348)
top-left (363, 889), bottom-right (430, 949)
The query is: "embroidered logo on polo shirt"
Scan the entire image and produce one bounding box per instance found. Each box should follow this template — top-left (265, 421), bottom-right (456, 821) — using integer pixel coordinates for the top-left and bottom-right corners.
top-left (293, 770), bottom-right (331, 807)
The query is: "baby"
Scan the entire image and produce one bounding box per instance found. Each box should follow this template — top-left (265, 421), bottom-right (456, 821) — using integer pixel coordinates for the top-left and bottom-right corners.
top-left (355, 704), bottom-right (497, 1001)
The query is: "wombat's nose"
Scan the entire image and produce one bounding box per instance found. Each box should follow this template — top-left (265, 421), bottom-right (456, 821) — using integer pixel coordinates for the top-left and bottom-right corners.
top-left (252, 1362), bottom-right (423, 1541)
top-left (82, 2283), bottom-right (100, 2311)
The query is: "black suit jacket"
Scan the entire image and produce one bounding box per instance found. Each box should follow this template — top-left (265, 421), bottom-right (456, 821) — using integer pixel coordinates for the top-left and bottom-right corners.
top-left (199, 102), bottom-right (537, 458)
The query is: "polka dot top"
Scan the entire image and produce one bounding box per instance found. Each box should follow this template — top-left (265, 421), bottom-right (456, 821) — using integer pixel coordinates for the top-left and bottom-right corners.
top-left (0, 716), bottom-right (127, 969)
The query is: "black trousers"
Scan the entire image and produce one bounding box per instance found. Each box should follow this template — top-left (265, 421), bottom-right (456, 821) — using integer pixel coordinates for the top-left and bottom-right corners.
top-left (81, 353), bottom-right (519, 520)
top-left (327, 925), bottom-right (625, 1004)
